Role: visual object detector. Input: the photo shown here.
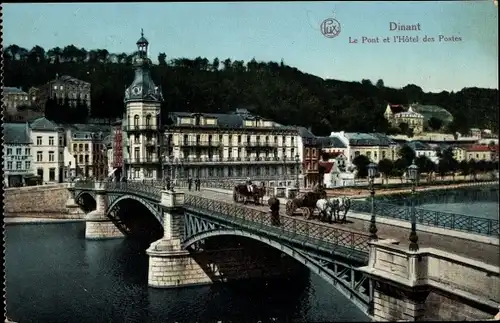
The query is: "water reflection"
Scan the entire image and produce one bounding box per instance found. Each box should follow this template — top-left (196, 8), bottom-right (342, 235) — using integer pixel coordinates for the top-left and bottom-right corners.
top-left (6, 223), bottom-right (369, 323)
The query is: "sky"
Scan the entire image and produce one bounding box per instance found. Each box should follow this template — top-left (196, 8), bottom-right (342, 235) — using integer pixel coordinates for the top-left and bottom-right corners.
top-left (3, 1), bottom-right (498, 92)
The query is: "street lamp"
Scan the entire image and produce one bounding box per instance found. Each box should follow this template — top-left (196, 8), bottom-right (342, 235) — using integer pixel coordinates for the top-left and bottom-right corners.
top-left (407, 161), bottom-right (420, 252)
top-left (367, 162), bottom-right (378, 241)
top-left (295, 154), bottom-right (300, 189)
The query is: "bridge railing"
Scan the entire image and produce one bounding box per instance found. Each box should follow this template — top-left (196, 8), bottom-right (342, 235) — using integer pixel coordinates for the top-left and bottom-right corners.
top-left (184, 194), bottom-right (370, 256)
top-left (350, 200), bottom-right (499, 236)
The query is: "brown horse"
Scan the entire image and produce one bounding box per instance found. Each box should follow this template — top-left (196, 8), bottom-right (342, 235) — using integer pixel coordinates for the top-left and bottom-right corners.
top-left (233, 183), bottom-right (266, 205)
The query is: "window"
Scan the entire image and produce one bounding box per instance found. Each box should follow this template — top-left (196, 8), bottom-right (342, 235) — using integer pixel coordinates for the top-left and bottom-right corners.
top-left (16, 161), bottom-right (22, 170)
top-left (49, 168), bottom-right (56, 181)
top-left (79, 155), bottom-right (83, 163)
top-left (85, 155), bottom-right (89, 163)
top-left (37, 151), bottom-right (43, 162)
top-left (145, 169), bottom-right (153, 178)
top-left (37, 136), bottom-right (42, 145)
top-left (7, 161), bottom-right (12, 170)
top-left (79, 143), bottom-right (83, 151)
top-left (16, 148), bottom-right (22, 155)
top-left (59, 137), bottom-right (63, 146)
top-left (53, 85), bottom-right (57, 90)
top-left (305, 148), bottom-right (310, 157)
top-left (134, 135), bottom-right (140, 144)
top-left (49, 136), bottom-right (54, 145)
top-left (49, 151), bottom-right (55, 162)
top-left (7, 148), bottom-right (12, 155)
top-left (134, 115), bottom-right (140, 127)
top-left (25, 161), bottom-right (31, 170)
top-left (146, 114), bottom-right (152, 126)
top-left (73, 144), bottom-right (77, 152)
top-left (312, 148), bottom-right (317, 157)
top-left (134, 168), bottom-right (140, 179)
top-left (59, 86), bottom-right (63, 90)
top-left (25, 148), bottom-right (30, 155)
top-left (382, 151), bottom-right (386, 159)
top-left (354, 151), bottom-right (360, 157)
top-left (134, 147), bottom-right (140, 160)
top-left (84, 144), bottom-right (89, 151)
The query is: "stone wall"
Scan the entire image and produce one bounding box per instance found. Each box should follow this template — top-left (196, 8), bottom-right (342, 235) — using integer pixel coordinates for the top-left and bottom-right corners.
top-left (4, 184), bottom-right (79, 218)
top-left (361, 240), bottom-right (500, 321)
top-left (148, 240), bottom-right (303, 288)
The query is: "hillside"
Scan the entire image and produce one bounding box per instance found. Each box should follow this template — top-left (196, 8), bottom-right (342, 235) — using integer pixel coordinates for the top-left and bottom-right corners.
top-left (3, 44), bottom-right (499, 135)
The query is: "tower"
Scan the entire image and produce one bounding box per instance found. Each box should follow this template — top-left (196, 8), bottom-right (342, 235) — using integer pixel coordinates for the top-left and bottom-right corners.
top-left (123, 30), bottom-right (164, 180)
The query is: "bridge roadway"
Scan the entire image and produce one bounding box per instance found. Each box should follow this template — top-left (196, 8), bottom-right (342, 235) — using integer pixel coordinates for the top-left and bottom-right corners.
top-left (185, 188), bottom-right (500, 267)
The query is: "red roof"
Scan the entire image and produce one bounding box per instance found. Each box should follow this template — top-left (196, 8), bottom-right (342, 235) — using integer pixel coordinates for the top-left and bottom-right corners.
top-left (388, 104), bottom-right (406, 114)
top-left (319, 161), bottom-right (334, 174)
top-left (466, 144), bottom-right (495, 152)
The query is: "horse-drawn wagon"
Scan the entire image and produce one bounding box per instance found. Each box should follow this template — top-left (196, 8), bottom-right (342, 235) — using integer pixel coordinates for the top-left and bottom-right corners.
top-left (233, 182), bottom-right (266, 205)
top-left (285, 185), bottom-right (327, 219)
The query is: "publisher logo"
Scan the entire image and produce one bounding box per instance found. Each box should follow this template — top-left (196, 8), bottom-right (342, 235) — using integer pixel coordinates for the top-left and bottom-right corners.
top-left (321, 18), bottom-right (341, 38)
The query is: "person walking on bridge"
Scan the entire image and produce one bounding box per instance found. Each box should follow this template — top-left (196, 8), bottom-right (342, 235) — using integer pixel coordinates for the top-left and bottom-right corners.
top-left (188, 177), bottom-right (193, 191)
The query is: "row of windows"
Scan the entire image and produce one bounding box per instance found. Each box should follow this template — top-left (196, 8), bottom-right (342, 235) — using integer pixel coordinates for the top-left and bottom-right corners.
top-left (168, 147), bottom-right (297, 160)
top-left (5, 95), bottom-right (29, 101)
top-left (35, 151), bottom-right (63, 162)
top-left (304, 148), bottom-right (318, 158)
top-left (72, 143), bottom-right (104, 152)
top-left (36, 136), bottom-right (64, 146)
top-left (6, 161), bottom-right (31, 170)
top-left (169, 134), bottom-right (296, 145)
top-left (72, 154), bottom-right (107, 164)
top-left (6, 148), bottom-right (30, 155)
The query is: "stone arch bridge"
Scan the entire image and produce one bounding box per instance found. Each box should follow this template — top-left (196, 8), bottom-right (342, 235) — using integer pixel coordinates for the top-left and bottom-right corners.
top-left (69, 181), bottom-right (500, 322)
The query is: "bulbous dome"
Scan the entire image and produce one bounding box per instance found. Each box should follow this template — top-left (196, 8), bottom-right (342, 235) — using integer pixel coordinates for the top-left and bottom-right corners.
top-left (124, 30), bottom-right (163, 103)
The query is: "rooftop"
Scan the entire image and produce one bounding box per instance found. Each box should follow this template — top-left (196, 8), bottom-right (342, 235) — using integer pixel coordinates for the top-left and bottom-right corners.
top-left (3, 123), bottom-right (31, 144)
top-left (3, 87), bottom-right (27, 94)
top-left (407, 141), bottom-right (433, 151)
top-left (345, 132), bottom-right (395, 146)
top-left (317, 136), bottom-right (347, 149)
top-left (30, 117), bottom-right (61, 131)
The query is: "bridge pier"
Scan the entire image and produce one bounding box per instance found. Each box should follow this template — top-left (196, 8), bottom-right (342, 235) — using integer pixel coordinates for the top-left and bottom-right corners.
top-left (147, 190), bottom-right (203, 288)
top-left (359, 240), bottom-right (500, 321)
top-left (65, 185), bottom-right (85, 217)
top-left (85, 183), bottom-right (124, 240)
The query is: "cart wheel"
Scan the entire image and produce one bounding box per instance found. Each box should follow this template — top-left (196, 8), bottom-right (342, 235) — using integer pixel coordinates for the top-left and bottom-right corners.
top-left (286, 200), bottom-right (296, 216)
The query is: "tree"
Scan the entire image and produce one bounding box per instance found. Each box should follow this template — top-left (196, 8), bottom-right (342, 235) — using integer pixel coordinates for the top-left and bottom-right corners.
top-left (415, 155), bottom-right (434, 174)
top-left (458, 160), bottom-right (470, 178)
top-left (406, 128), bottom-right (414, 138)
top-left (158, 53), bottom-right (167, 66)
top-left (397, 145), bottom-right (416, 168)
top-left (399, 122), bottom-right (409, 134)
top-left (375, 79), bottom-right (384, 89)
top-left (352, 155), bottom-right (370, 178)
top-left (377, 158), bottom-right (393, 184)
top-left (212, 57), bottom-right (220, 71)
top-left (468, 159), bottom-right (477, 180)
top-left (428, 117), bottom-right (443, 131)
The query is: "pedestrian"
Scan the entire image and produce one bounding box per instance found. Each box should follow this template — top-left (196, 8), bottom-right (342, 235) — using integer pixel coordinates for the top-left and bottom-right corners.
top-left (195, 177), bottom-right (201, 191)
top-left (188, 177), bottom-right (193, 191)
top-left (166, 177), bottom-right (171, 191)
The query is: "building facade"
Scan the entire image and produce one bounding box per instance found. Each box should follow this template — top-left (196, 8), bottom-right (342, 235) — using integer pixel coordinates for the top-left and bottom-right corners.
top-left (407, 141), bottom-right (440, 163)
top-left (3, 87), bottom-right (32, 114)
top-left (3, 123), bottom-right (35, 187)
top-left (30, 117), bottom-right (66, 183)
top-left (32, 74), bottom-right (91, 110)
top-left (384, 104), bottom-right (425, 134)
top-left (122, 31), bottom-right (164, 180)
top-left (65, 124), bottom-right (109, 179)
top-left (465, 145), bottom-right (497, 161)
top-left (295, 126), bottom-right (321, 189)
top-left (163, 109), bottom-right (299, 182)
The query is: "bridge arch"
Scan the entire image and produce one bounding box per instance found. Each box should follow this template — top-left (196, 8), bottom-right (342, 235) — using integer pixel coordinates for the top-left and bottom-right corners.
top-left (106, 195), bottom-right (164, 241)
top-left (182, 229), bottom-right (371, 313)
top-left (106, 194), bottom-right (163, 224)
top-left (75, 192), bottom-right (97, 213)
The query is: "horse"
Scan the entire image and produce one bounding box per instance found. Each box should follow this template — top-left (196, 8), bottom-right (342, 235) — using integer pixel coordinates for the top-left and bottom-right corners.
top-left (233, 183), bottom-right (266, 205)
top-left (329, 197), bottom-right (352, 223)
top-left (316, 198), bottom-right (336, 222)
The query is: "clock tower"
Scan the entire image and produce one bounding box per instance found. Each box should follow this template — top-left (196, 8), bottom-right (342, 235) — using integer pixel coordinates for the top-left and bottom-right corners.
top-left (123, 29), bottom-right (164, 180)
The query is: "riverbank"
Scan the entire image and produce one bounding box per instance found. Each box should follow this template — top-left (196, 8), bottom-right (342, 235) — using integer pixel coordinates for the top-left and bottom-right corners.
top-left (327, 180), bottom-right (498, 198)
top-left (4, 217), bottom-right (87, 225)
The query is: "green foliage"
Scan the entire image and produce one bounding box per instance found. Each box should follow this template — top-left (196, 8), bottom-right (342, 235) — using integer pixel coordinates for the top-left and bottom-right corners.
top-left (427, 116), bottom-right (443, 131)
top-left (397, 145), bottom-right (416, 168)
top-left (3, 44), bottom-right (499, 134)
top-left (352, 155), bottom-right (370, 178)
top-left (415, 155), bottom-right (434, 173)
top-left (377, 158), bottom-right (393, 179)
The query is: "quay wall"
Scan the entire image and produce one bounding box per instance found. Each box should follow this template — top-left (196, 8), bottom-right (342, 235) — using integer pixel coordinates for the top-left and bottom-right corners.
top-left (4, 184), bottom-right (80, 218)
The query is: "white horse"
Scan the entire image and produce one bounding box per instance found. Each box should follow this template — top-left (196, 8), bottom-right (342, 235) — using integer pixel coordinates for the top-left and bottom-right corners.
top-left (316, 198), bottom-right (335, 222)
top-left (330, 197), bottom-right (351, 223)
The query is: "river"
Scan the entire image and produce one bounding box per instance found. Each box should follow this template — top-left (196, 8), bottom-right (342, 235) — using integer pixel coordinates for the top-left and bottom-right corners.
top-left (5, 222), bottom-right (370, 323)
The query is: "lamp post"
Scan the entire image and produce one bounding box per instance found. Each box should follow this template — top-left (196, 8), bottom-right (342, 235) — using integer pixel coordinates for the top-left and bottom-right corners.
top-left (295, 154), bottom-right (300, 189)
top-left (407, 161), bottom-right (420, 251)
top-left (169, 155), bottom-right (175, 191)
top-left (367, 162), bottom-right (378, 241)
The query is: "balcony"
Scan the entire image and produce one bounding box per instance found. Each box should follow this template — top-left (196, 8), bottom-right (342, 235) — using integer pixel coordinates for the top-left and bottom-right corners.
top-left (179, 140), bottom-right (220, 147)
top-left (124, 157), bottom-right (159, 164)
top-left (243, 141), bottom-right (278, 148)
top-left (162, 156), bottom-right (298, 165)
top-left (124, 125), bottom-right (159, 132)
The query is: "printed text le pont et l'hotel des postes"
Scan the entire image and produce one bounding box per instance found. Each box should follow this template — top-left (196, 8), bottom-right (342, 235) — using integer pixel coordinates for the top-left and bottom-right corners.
top-left (348, 22), bottom-right (462, 44)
